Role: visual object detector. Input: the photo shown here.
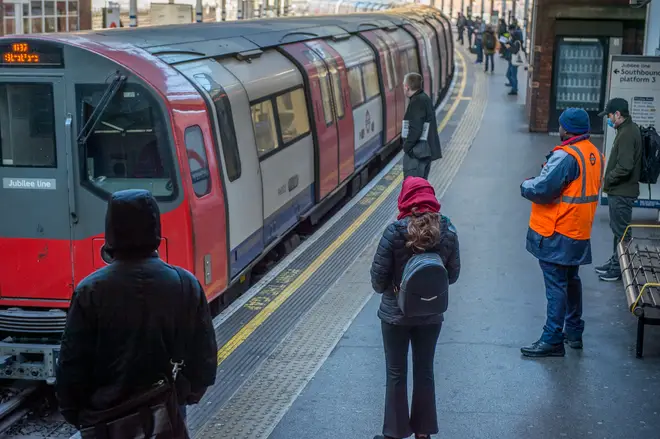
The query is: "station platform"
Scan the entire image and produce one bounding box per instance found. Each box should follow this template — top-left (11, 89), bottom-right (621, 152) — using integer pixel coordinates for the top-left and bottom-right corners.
top-left (62, 44), bottom-right (660, 439)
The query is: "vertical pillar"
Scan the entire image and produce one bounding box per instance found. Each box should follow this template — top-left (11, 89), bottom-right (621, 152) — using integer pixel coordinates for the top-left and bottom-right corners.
top-left (449, 0), bottom-right (453, 20)
top-left (644, 0), bottom-right (660, 56)
top-left (490, 0), bottom-right (494, 15)
top-left (221, 0), bottom-right (226, 20)
top-left (283, 0), bottom-right (289, 16)
top-left (460, 0), bottom-right (464, 14)
top-left (129, 0), bottom-right (137, 27)
top-left (441, 0), bottom-right (444, 14)
top-left (523, 0), bottom-right (529, 40)
top-left (195, 0), bottom-right (202, 22)
top-left (480, 0), bottom-right (484, 17)
top-left (511, 0), bottom-right (516, 21)
top-left (237, 0), bottom-right (243, 19)
top-left (501, 0), bottom-right (505, 21)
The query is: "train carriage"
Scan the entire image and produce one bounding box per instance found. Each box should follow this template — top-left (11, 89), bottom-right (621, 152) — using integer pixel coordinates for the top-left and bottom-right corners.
top-left (0, 5), bottom-right (453, 381)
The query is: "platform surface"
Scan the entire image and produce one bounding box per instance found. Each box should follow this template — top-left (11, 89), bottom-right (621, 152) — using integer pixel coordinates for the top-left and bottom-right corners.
top-left (260, 48), bottom-right (660, 438)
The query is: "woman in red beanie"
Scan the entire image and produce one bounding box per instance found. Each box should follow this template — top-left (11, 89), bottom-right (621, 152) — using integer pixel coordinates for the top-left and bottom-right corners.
top-left (370, 176), bottom-right (461, 439)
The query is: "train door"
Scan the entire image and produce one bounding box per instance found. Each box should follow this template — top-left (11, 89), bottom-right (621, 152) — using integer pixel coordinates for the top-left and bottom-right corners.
top-left (305, 40), bottom-right (355, 183)
top-left (0, 77), bottom-right (74, 302)
top-left (177, 60), bottom-right (264, 279)
top-left (403, 24), bottom-right (432, 101)
top-left (375, 30), bottom-right (404, 138)
top-left (428, 16), bottom-right (449, 94)
top-left (281, 42), bottom-right (340, 200)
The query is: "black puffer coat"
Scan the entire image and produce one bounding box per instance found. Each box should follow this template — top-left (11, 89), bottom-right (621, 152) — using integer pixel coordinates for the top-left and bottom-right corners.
top-left (370, 214), bottom-right (460, 326)
top-left (55, 190), bottom-right (217, 430)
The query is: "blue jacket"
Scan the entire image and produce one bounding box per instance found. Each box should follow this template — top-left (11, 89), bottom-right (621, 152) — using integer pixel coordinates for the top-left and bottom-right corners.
top-left (520, 136), bottom-right (593, 266)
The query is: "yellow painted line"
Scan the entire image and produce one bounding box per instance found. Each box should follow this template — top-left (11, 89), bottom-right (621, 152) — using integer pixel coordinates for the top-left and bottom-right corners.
top-left (216, 48), bottom-right (470, 366)
top-left (460, 97), bottom-right (472, 101)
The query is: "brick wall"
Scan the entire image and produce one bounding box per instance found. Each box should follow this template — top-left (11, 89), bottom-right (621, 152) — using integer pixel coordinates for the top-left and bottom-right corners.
top-left (526, 0), bottom-right (646, 132)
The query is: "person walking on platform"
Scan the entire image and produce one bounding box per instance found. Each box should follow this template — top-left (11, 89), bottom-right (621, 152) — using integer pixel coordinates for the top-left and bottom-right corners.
top-left (473, 17), bottom-right (484, 64)
top-left (55, 189), bottom-right (218, 438)
top-left (594, 98), bottom-right (642, 282)
top-left (370, 177), bottom-right (461, 439)
top-left (482, 25), bottom-right (497, 73)
top-left (401, 72), bottom-right (442, 180)
top-left (520, 108), bottom-right (604, 357)
top-left (457, 13), bottom-right (466, 45)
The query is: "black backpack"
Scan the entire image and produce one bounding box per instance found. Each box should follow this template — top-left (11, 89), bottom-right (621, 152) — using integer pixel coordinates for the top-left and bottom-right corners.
top-left (639, 126), bottom-right (660, 196)
top-left (484, 33), bottom-right (495, 50)
top-left (396, 253), bottom-right (449, 317)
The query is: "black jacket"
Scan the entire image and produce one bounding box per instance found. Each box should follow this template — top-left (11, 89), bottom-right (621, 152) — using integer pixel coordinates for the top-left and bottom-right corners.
top-left (370, 215), bottom-right (460, 326)
top-left (55, 190), bottom-right (218, 428)
top-left (402, 90), bottom-right (442, 161)
top-left (603, 117), bottom-right (643, 198)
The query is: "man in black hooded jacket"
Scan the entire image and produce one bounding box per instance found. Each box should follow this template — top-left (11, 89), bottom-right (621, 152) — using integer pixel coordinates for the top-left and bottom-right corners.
top-left (55, 189), bottom-right (217, 435)
top-left (401, 72), bottom-right (442, 180)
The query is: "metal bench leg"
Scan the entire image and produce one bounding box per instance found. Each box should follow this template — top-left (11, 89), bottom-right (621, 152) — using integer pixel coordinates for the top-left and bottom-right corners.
top-left (637, 315), bottom-right (645, 359)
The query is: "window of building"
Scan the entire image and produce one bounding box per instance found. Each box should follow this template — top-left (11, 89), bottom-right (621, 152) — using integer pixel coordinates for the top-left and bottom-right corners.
top-left (185, 126), bottom-right (211, 197)
top-left (326, 58), bottom-right (344, 119)
top-left (4, 0), bottom-right (78, 35)
top-left (250, 99), bottom-right (278, 158)
top-left (76, 83), bottom-right (176, 200)
top-left (193, 73), bottom-right (241, 182)
top-left (347, 66), bottom-right (365, 108)
top-left (318, 71), bottom-right (334, 125)
top-left (0, 83), bottom-right (56, 168)
top-left (276, 88), bottom-right (310, 144)
top-left (362, 61), bottom-right (380, 100)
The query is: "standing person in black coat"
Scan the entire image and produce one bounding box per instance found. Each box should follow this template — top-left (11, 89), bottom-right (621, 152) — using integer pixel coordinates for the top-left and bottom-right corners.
top-left (371, 177), bottom-right (461, 439)
top-left (56, 189), bottom-right (217, 438)
top-left (402, 72), bottom-right (442, 180)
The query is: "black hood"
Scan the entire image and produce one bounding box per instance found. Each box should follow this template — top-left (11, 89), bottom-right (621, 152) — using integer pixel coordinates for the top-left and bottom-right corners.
top-left (104, 189), bottom-right (161, 259)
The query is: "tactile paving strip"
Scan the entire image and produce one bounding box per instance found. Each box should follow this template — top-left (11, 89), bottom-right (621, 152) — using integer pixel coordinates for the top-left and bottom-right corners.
top-left (192, 47), bottom-right (488, 439)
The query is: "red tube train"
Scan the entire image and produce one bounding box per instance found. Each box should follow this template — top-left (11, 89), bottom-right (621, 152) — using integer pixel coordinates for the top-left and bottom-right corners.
top-left (0, 4), bottom-right (454, 381)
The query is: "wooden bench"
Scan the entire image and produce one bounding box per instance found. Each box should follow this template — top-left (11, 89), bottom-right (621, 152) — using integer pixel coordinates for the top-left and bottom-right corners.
top-left (618, 224), bottom-right (660, 358)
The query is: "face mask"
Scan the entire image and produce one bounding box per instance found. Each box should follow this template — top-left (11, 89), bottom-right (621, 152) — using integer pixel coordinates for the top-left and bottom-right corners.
top-left (607, 119), bottom-right (615, 128)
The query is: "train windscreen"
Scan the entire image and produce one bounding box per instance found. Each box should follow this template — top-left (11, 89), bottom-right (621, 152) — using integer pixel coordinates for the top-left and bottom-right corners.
top-left (76, 82), bottom-right (176, 200)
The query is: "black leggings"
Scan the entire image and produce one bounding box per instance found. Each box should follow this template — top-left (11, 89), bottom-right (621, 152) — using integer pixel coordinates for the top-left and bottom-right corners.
top-left (381, 321), bottom-right (442, 439)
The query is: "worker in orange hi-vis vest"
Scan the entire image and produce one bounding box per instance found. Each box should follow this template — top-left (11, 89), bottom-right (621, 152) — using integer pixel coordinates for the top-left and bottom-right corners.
top-left (519, 108), bottom-right (604, 358)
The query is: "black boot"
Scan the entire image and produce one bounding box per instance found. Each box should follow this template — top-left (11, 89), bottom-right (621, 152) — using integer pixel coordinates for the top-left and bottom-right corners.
top-left (563, 333), bottom-right (583, 349)
top-left (520, 340), bottom-right (565, 357)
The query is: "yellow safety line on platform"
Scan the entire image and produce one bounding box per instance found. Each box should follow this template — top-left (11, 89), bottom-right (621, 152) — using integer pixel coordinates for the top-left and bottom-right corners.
top-left (216, 48), bottom-right (470, 366)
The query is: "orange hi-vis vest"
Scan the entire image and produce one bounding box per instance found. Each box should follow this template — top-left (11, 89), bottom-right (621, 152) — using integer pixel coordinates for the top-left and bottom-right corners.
top-left (529, 139), bottom-right (604, 240)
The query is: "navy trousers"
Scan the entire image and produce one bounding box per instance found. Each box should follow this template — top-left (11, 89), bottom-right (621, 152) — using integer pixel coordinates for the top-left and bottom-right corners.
top-left (539, 260), bottom-right (584, 345)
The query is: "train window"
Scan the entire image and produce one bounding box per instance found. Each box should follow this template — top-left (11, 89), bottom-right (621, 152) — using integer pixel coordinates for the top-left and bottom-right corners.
top-left (250, 99), bottom-right (278, 158)
top-left (407, 49), bottom-right (419, 73)
top-left (185, 126), bottom-right (211, 197)
top-left (318, 72), bottom-right (334, 125)
top-left (362, 62), bottom-right (380, 100)
top-left (76, 83), bottom-right (176, 200)
top-left (347, 66), bottom-right (365, 108)
top-left (376, 39), bottom-right (393, 91)
top-left (276, 88), bottom-right (310, 144)
top-left (326, 58), bottom-right (344, 119)
top-left (400, 49), bottom-right (410, 80)
top-left (0, 83), bottom-right (56, 168)
top-left (387, 48), bottom-right (398, 88)
top-left (193, 73), bottom-right (241, 182)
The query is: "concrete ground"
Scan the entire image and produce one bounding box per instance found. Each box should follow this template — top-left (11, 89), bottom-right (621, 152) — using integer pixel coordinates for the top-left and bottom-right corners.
top-left (268, 52), bottom-right (660, 438)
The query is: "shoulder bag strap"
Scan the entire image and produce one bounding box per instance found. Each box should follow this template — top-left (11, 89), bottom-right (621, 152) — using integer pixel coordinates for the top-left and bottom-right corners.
top-left (170, 266), bottom-right (187, 381)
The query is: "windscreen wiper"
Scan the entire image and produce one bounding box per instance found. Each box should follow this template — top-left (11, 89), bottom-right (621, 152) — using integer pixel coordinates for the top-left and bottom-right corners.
top-left (77, 73), bottom-right (127, 145)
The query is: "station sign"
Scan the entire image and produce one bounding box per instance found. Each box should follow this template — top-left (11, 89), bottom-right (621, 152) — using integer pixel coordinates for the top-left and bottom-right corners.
top-left (601, 55), bottom-right (660, 208)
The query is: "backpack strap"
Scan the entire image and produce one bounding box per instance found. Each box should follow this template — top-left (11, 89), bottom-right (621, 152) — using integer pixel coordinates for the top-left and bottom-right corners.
top-left (170, 267), bottom-right (187, 381)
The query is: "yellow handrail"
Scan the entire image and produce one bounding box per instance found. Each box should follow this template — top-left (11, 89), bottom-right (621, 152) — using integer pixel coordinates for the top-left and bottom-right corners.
top-left (632, 282), bottom-right (660, 313)
top-left (617, 224), bottom-right (660, 313)
top-left (621, 224), bottom-right (660, 242)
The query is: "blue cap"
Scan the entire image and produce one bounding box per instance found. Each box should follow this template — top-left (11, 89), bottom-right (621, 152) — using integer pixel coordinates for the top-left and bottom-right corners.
top-left (559, 108), bottom-right (590, 135)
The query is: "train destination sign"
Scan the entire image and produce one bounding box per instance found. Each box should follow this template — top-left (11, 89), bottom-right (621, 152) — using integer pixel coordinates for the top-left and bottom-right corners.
top-left (0, 42), bottom-right (64, 67)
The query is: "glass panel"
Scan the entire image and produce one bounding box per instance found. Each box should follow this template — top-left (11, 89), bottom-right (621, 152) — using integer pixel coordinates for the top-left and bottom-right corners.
top-left (362, 62), bottom-right (380, 100)
top-left (192, 73), bottom-right (241, 182)
top-left (45, 17), bottom-right (56, 32)
top-left (57, 16), bottom-right (67, 32)
top-left (68, 16), bottom-right (78, 31)
top-left (4, 4), bottom-right (15, 17)
top-left (250, 100), bottom-right (278, 158)
top-left (4, 19), bottom-right (15, 35)
top-left (76, 84), bottom-right (177, 200)
top-left (318, 71), bottom-right (333, 125)
top-left (56, 1), bottom-right (66, 15)
top-left (347, 66), bottom-right (364, 108)
top-left (407, 49), bottom-right (419, 73)
top-left (44, 1), bottom-right (55, 15)
top-left (31, 1), bottom-right (43, 16)
top-left (276, 88), bottom-right (310, 144)
top-left (184, 126), bottom-right (211, 197)
top-left (555, 40), bottom-right (604, 112)
top-left (23, 18), bottom-right (29, 33)
top-left (0, 84), bottom-right (56, 168)
top-left (326, 59), bottom-right (344, 119)
top-left (22, 4), bottom-right (29, 17)
top-left (68, 0), bottom-right (77, 14)
top-left (32, 17), bottom-right (43, 33)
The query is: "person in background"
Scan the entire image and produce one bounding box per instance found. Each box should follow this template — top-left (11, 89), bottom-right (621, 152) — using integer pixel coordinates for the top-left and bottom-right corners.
top-left (498, 19), bottom-right (508, 57)
top-left (595, 98), bottom-right (642, 282)
top-left (466, 15), bottom-right (475, 47)
top-left (504, 24), bottom-right (522, 96)
top-left (519, 108), bottom-right (603, 357)
top-left (482, 24), bottom-right (497, 74)
top-left (401, 72), bottom-right (441, 180)
top-left (371, 176), bottom-right (460, 439)
top-left (56, 189), bottom-right (218, 436)
top-left (474, 17), bottom-right (484, 64)
top-left (457, 12), bottom-right (466, 45)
